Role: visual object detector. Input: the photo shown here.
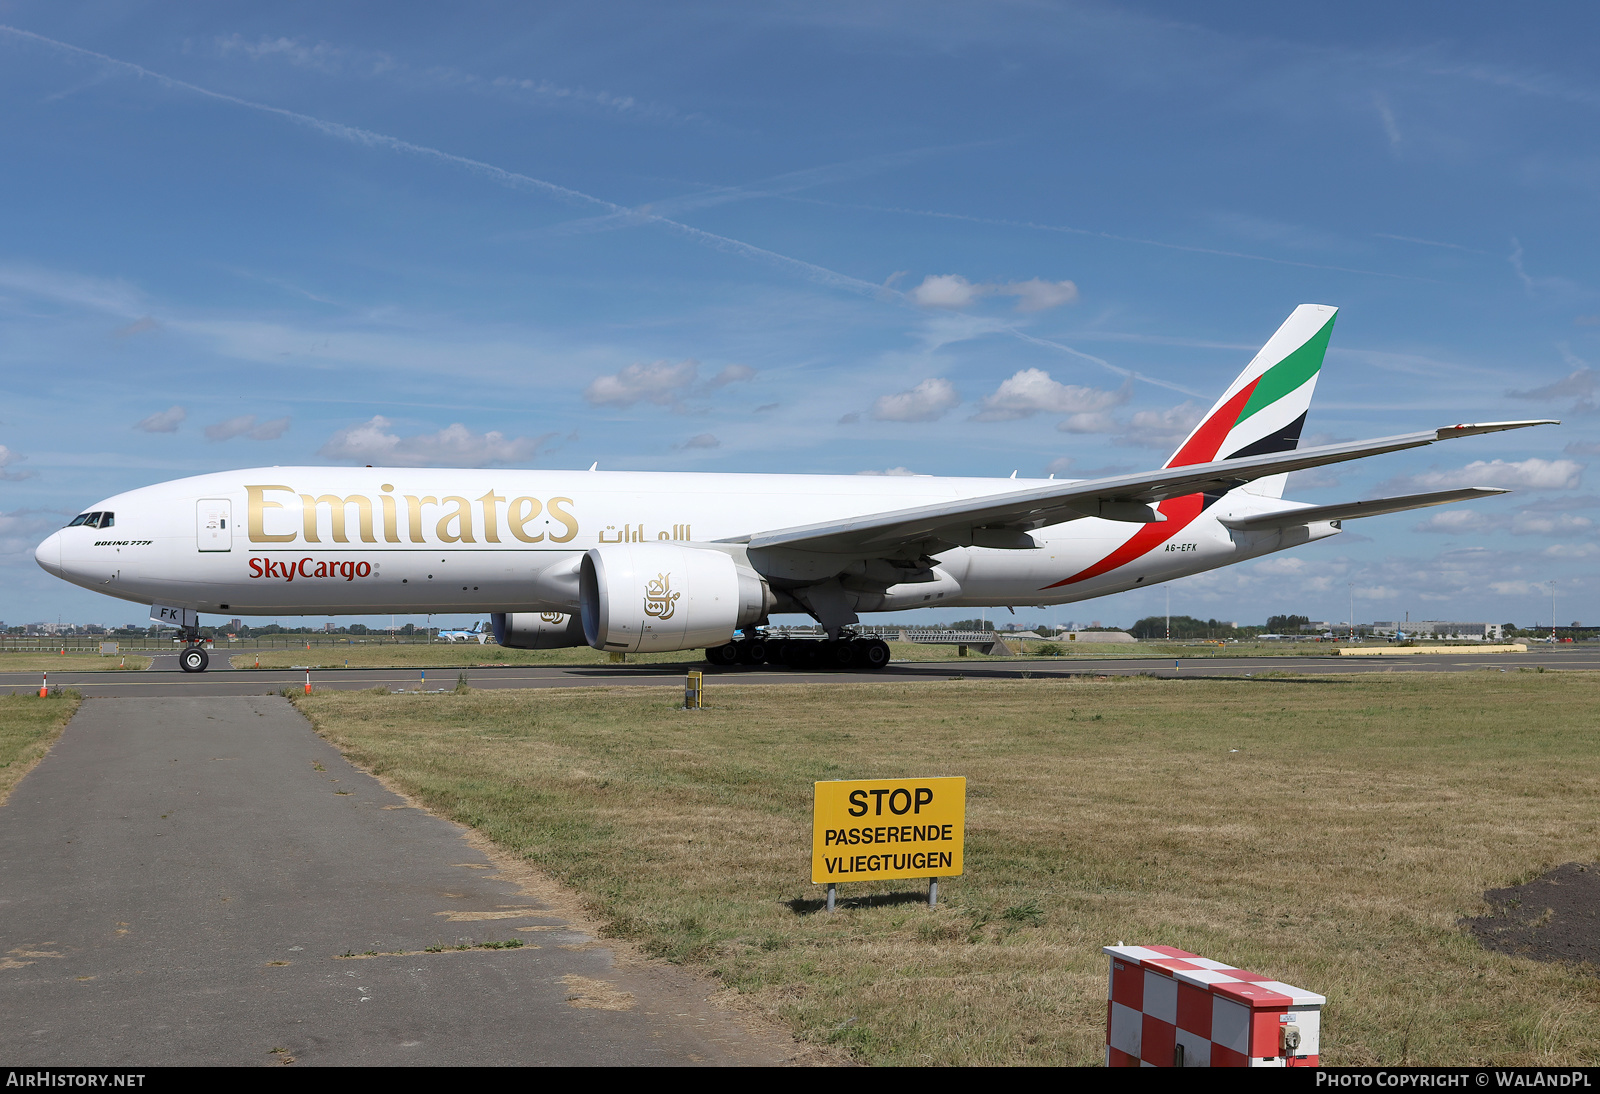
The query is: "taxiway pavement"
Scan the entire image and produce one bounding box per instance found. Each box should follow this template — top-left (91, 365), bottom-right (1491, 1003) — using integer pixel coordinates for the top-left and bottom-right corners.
top-left (0, 696), bottom-right (800, 1066)
top-left (0, 646), bottom-right (1593, 698)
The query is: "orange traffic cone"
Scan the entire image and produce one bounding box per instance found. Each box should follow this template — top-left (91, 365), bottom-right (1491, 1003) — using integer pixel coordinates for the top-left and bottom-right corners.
top-left (39, 672), bottom-right (47, 698)
top-left (304, 669), bottom-right (312, 696)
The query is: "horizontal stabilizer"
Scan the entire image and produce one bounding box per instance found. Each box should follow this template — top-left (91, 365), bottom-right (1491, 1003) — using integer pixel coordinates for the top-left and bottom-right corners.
top-left (1219, 488), bottom-right (1510, 532)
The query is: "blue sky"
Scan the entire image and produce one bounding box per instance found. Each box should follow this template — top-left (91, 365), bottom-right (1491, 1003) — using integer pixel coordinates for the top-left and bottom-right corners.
top-left (1, 2), bottom-right (1596, 631)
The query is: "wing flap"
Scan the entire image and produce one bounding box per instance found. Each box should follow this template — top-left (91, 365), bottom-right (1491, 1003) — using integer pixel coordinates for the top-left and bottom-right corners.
top-left (1218, 488), bottom-right (1510, 532)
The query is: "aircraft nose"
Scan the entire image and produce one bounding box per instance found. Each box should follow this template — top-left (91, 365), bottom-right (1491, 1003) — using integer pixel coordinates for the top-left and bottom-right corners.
top-left (34, 531), bottom-right (62, 577)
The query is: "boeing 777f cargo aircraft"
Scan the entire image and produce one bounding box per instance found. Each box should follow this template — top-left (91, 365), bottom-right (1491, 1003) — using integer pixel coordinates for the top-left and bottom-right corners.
top-left (35, 305), bottom-right (1554, 673)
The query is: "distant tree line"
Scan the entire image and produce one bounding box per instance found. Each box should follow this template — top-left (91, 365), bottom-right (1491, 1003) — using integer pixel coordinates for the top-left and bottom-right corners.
top-left (1127, 615), bottom-right (1257, 640)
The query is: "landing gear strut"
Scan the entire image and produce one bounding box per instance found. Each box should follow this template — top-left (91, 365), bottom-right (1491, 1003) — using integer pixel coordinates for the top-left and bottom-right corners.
top-left (705, 635), bottom-right (890, 671)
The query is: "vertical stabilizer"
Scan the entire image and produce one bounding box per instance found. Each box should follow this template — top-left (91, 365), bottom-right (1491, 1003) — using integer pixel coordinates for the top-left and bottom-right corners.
top-left (1163, 305), bottom-right (1336, 497)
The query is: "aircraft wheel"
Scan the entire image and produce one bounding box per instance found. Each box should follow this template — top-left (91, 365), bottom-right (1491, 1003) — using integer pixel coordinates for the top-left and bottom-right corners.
top-left (859, 638), bottom-right (891, 670)
top-left (739, 639), bottom-right (768, 665)
top-left (706, 643), bottom-right (741, 667)
top-left (179, 646), bottom-right (209, 673)
top-left (829, 640), bottom-right (858, 670)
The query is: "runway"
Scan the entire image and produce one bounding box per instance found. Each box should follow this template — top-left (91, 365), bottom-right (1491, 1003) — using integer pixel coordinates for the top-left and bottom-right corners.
top-left (3, 646), bottom-right (1593, 698)
top-left (0, 696), bottom-right (800, 1066)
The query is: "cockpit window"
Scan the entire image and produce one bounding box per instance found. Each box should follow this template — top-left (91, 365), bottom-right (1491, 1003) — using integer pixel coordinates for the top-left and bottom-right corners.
top-left (65, 512), bottom-right (114, 529)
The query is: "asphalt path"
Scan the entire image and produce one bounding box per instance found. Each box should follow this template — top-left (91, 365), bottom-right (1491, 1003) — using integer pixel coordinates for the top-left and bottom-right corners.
top-left (1, 646), bottom-right (1595, 698)
top-left (0, 696), bottom-right (800, 1066)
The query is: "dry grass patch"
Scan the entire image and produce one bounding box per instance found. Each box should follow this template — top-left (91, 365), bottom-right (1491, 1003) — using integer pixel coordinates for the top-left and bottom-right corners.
top-left (0, 654), bottom-right (150, 671)
top-left (295, 672), bottom-right (1600, 1066)
top-left (0, 691), bottom-right (83, 804)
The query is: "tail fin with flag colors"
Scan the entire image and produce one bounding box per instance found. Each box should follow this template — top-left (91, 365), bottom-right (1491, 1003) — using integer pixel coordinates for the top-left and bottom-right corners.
top-left (1163, 304), bottom-right (1336, 497)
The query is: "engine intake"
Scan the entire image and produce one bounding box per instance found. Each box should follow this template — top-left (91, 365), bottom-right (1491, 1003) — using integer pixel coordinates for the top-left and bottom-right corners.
top-left (491, 611), bottom-right (586, 650)
top-left (580, 543), bottom-right (773, 652)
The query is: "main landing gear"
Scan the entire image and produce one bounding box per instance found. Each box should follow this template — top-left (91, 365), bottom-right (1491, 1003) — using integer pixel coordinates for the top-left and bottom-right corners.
top-left (705, 636), bottom-right (891, 671)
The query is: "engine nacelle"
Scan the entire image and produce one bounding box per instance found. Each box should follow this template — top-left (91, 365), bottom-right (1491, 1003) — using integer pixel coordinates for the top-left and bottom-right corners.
top-left (491, 611), bottom-right (587, 650)
top-left (580, 543), bottom-right (773, 653)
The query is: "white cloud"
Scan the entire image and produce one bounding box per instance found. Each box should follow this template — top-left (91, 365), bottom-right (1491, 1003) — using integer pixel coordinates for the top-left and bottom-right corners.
top-left (582, 359), bottom-right (753, 408)
top-left (205, 415), bottom-right (291, 442)
top-left (679, 433), bottom-right (720, 449)
top-left (1058, 411), bottom-right (1121, 435)
top-left (1382, 458), bottom-right (1584, 493)
top-left (1046, 457), bottom-right (1075, 476)
top-left (909, 274), bottom-right (1078, 312)
top-left (704, 363), bottom-right (756, 390)
top-left (1414, 509), bottom-right (1492, 534)
top-left (972, 369), bottom-right (1126, 422)
top-left (1544, 542), bottom-right (1599, 558)
top-left (213, 34), bottom-right (348, 73)
top-left (584, 359), bottom-right (699, 407)
top-left (1115, 402), bottom-right (1204, 449)
top-left (911, 274), bottom-right (983, 309)
top-left (134, 406), bottom-right (186, 434)
top-left (1512, 512), bottom-right (1594, 536)
top-left (1007, 278), bottom-right (1080, 312)
top-left (871, 378), bottom-right (961, 422)
top-left (1507, 359), bottom-right (1596, 413)
top-left (319, 417), bottom-right (557, 467)
top-left (856, 466), bottom-right (923, 476)
top-left (0, 446), bottom-right (33, 482)
top-left (0, 508), bottom-right (67, 561)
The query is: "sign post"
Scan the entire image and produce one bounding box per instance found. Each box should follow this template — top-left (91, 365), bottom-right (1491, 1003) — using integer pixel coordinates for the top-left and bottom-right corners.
top-left (812, 777), bottom-right (965, 910)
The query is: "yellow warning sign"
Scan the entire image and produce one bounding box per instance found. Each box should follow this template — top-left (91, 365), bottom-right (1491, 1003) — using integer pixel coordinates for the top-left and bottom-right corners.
top-left (812, 777), bottom-right (965, 884)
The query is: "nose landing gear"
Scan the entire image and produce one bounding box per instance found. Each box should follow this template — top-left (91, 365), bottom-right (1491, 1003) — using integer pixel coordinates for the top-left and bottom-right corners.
top-left (177, 622), bottom-right (210, 673)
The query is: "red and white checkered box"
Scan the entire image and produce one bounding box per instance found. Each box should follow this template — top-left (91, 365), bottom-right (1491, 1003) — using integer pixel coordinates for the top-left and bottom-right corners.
top-left (1103, 944), bottom-right (1323, 1067)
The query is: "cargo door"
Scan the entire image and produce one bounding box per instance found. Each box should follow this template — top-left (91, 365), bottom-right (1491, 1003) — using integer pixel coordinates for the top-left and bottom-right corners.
top-left (197, 499), bottom-right (232, 552)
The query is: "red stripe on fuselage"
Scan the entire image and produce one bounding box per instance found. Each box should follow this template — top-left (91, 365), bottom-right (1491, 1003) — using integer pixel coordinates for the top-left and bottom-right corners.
top-left (1041, 493), bottom-right (1203, 588)
top-left (1040, 379), bottom-right (1257, 589)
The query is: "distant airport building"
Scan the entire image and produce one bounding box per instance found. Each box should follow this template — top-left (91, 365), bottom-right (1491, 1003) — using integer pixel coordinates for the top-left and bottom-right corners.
top-left (1370, 621), bottom-right (1505, 641)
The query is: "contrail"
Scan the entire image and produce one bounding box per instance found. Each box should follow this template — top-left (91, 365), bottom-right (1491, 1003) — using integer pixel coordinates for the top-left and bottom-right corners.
top-left (786, 196), bottom-right (1437, 283)
top-left (1005, 329), bottom-right (1204, 398)
top-left (1, 24), bottom-right (1192, 391)
top-left (0, 23), bottom-right (884, 297)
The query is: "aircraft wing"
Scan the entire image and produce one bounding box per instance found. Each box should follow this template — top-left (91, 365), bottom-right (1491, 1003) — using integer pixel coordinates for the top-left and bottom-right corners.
top-left (1218, 488), bottom-right (1509, 531)
top-left (737, 420), bottom-right (1554, 556)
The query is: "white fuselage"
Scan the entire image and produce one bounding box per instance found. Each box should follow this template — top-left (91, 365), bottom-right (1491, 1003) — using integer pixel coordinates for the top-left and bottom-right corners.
top-left (34, 467), bottom-right (1336, 618)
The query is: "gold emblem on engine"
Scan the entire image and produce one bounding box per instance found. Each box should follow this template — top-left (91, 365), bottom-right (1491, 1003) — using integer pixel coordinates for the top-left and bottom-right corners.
top-left (540, 612), bottom-right (565, 624)
top-left (642, 573), bottom-right (680, 620)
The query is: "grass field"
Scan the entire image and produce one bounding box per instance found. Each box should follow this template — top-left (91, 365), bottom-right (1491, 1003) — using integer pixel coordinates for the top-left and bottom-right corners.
top-left (0, 691), bottom-right (82, 805)
top-left (0, 654), bottom-right (151, 672)
top-left (234, 639), bottom-right (1338, 670)
top-left (293, 671), bottom-right (1600, 1066)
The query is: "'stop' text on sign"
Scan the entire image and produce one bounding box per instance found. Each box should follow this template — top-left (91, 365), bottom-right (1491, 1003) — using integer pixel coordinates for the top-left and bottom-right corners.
top-left (811, 777), bottom-right (966, 884)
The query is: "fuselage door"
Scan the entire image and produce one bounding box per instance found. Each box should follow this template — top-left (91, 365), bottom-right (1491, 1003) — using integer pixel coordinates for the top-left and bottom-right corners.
top-left (198, 499), bottom-right (232, 552)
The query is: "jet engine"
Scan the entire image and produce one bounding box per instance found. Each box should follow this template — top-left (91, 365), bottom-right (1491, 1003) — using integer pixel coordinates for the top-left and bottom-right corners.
top-left (580, 543), bottom-right (774, 653)
top-left (492, 611), bottom-right (587, 649)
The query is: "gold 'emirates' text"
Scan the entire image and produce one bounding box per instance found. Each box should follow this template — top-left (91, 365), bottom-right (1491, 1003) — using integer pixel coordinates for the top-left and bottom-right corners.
top-left (245, 485), bottom-right (578, 545)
